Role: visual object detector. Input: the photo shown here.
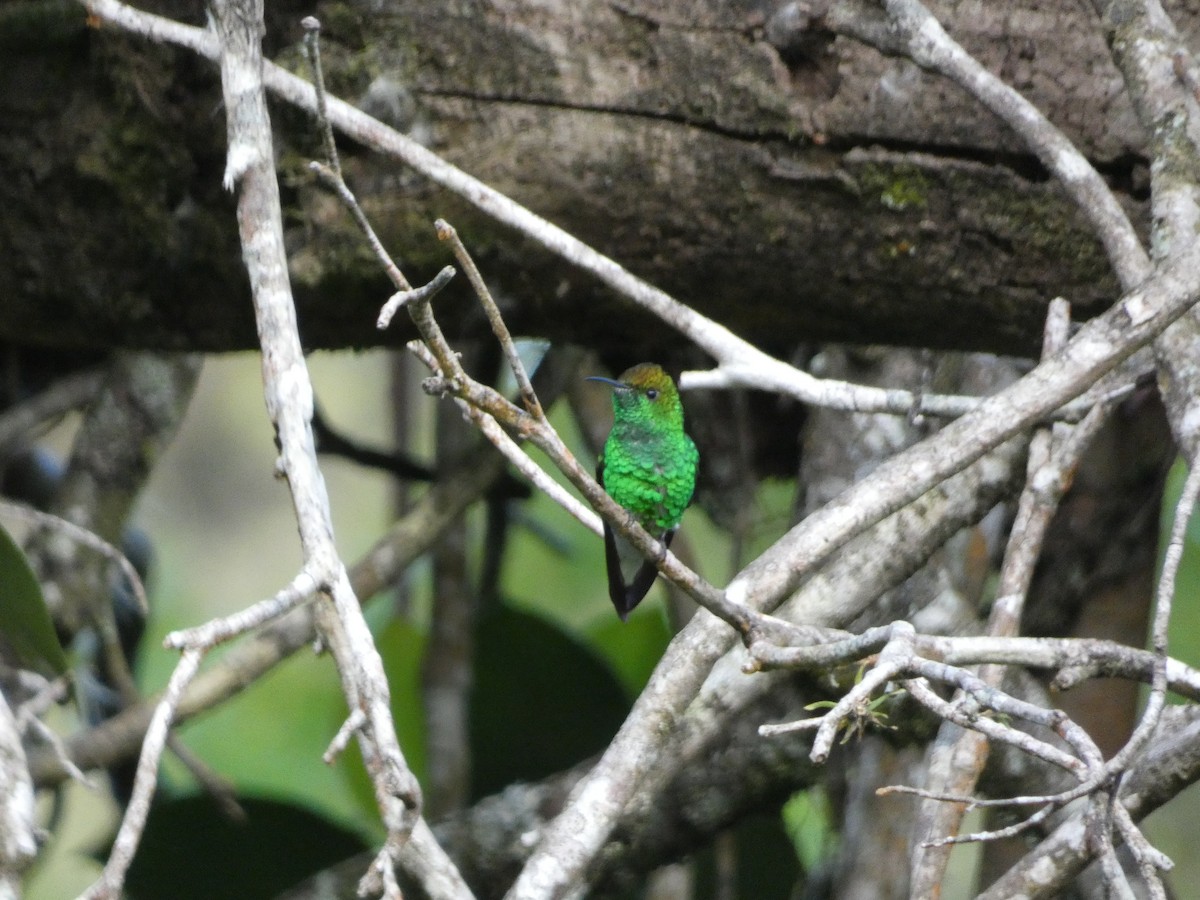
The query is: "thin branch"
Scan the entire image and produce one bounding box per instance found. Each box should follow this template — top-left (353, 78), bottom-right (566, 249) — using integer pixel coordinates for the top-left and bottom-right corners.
top-left (80, 648), bottom-right (202, 900)
top-left (400, 349), bottom-right (599, 538)
top-left (450, 395), bottom-right (601, 537)
top-left (325, 708), bottom-right (367, 764)
top-left (164, 565), bottom-right (320, 650)
top-left (900, 678), bottom-right (1087, 780)
top-left (376, 266), bottom-right (457, 329)
top-left (435, 219), bottom-right (543, 418)
top-left (307, 160), bottom-right (414, 293)
top-left (300, 17), bottom-right (339, 177)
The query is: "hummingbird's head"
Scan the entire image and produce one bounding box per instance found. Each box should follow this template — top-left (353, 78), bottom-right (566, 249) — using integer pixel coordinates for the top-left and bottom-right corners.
top-left (587, 363), bottom-right (684, 429)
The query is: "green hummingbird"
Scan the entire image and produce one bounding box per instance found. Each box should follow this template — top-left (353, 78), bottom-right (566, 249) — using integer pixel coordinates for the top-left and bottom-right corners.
top-left (587, 363), bottom-right (699, 620)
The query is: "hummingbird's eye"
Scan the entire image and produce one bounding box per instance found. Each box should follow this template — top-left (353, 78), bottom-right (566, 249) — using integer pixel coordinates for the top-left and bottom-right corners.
top-left (646, 388), bottom-right (659, 400)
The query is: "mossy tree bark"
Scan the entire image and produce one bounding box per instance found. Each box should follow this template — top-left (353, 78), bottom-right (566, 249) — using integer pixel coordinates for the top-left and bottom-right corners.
top-left (0, 0), bottom-right (1183, 358)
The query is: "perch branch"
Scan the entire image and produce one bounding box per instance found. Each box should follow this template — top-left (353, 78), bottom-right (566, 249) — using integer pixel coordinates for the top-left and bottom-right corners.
top-left (300, 23), bottom-right (753, 639)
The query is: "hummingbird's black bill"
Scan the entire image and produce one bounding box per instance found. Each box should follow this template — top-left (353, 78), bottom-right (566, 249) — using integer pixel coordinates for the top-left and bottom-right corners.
top-left (585, 375), bottom-right (629, 390)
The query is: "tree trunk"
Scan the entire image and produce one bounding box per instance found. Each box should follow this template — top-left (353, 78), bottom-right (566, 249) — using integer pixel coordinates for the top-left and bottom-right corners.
top-left (1, 0), bottom-right (1186, 357)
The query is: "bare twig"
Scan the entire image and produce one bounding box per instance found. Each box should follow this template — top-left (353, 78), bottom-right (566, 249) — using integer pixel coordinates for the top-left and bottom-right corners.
top-left (376, 266), bottom-right (456, 329)
top-left (300, 17), bottom-right (339, 177)
top-left (435, 219), bottom-right (543, 418)
top-left (446, 392), bottom-right (601, 537)
top-left (81, 648), bottom-right (202, 900)
top-left (164, 565), bottom-right (320, 650)
top-left (758, 622), bottom-right (1103, 779)
top-left (749, 628), bottom-right (1200, 700)
top-left (307, 161), bottom-right (413, 293)
top-left (325, 708), bottom-right (367, 764)
top-left (962, 444), bottom-right (1199, 889)
top-left (1086, 1), bottom-right (1200, 463)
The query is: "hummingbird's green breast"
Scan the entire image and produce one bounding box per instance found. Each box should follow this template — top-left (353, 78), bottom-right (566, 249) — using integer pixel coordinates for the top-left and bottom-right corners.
top-left (601, 426), bottom-right (698, 533)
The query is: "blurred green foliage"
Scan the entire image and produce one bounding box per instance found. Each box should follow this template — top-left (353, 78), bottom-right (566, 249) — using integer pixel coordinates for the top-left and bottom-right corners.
top-left (0, 520), bottom-right (67, 677)
top-left (31, 357), bottom-right (1200, 898)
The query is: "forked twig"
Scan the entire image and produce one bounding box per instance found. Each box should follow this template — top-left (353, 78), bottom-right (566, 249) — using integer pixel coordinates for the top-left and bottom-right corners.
top-left (300, 19), bottom-right (761, 641)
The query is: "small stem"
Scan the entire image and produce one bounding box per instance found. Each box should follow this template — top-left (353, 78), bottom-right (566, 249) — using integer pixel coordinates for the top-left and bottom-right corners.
top-left (435, 219), bottom-right (543, 418)
top-left (300, 17), bottom-right (340, 178)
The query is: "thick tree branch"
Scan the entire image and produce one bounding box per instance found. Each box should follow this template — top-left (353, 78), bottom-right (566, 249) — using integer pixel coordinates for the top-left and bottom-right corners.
top-left (827, 0), bottom-right (1152, 291)
top-left (82, 0), bottom-right (1089, 424)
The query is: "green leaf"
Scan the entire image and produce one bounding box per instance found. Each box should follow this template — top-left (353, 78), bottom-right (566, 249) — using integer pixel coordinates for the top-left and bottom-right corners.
top-left (693, 812), bottom-right (803, 898)
top-left (103, 795), bottom-right (368, 900)
top-left (470, 603), bottom-right (629, 799)
top-left (586, 606), bottom-right (672, 698)
top-left (0, 521), bottom-right (66, 675)
top-left (782, 788), bottom-right (838, 873)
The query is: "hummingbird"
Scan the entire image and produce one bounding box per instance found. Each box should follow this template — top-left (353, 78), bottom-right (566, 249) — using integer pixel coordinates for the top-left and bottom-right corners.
top-left (587, 363), bottom-right (699, 620)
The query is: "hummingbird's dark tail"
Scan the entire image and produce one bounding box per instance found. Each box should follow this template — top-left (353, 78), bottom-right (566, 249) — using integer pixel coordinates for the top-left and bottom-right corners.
top-left (603, 525), bottom-right (675, 620)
